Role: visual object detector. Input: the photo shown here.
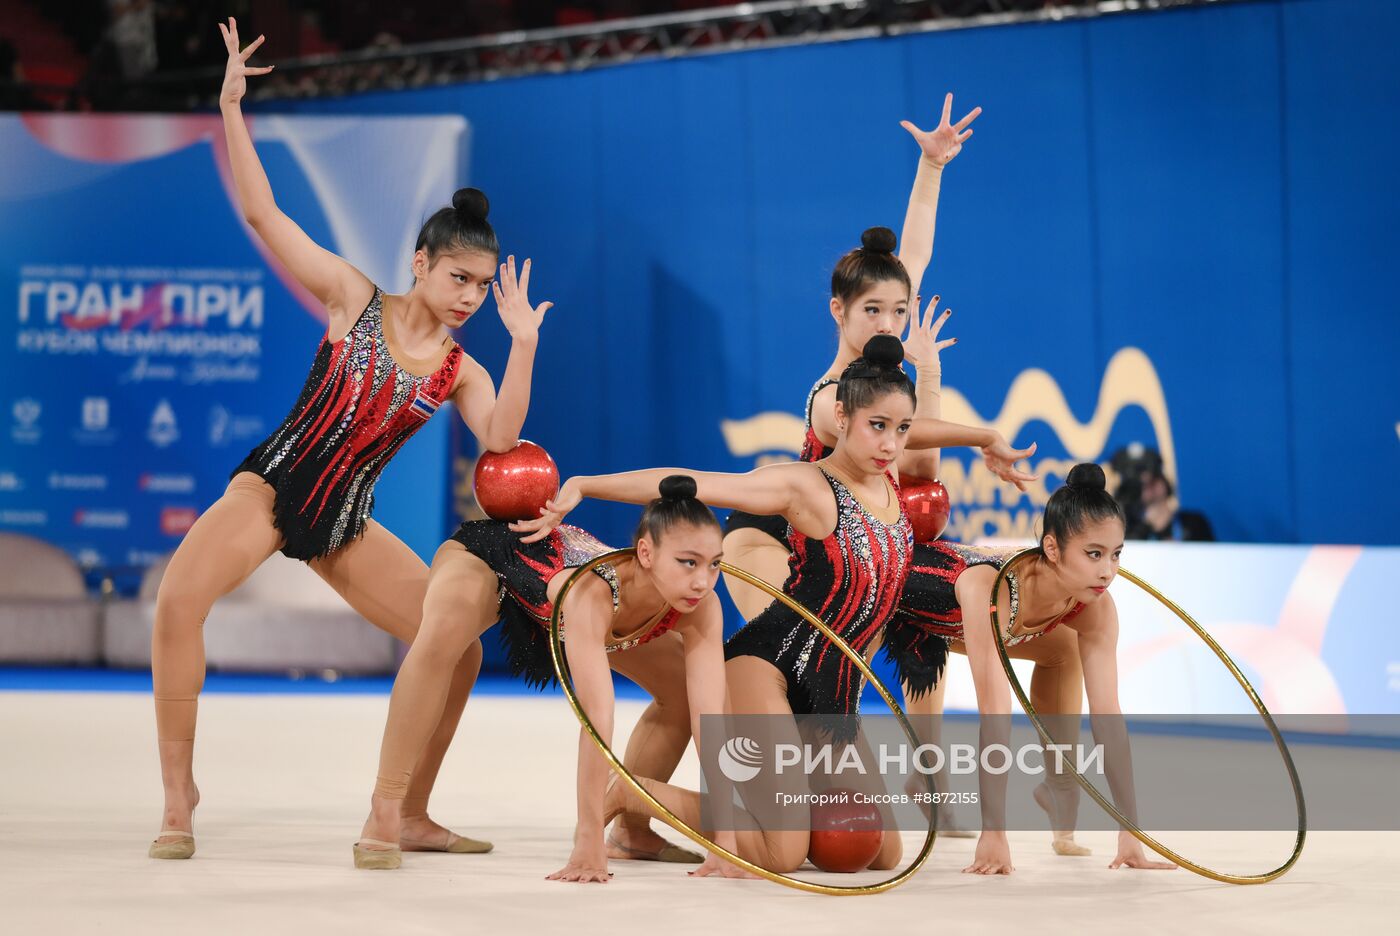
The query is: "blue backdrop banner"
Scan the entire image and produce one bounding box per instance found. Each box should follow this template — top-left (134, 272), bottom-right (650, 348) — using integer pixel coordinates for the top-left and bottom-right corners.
top-left (0, 114), bottom-right (467, 587)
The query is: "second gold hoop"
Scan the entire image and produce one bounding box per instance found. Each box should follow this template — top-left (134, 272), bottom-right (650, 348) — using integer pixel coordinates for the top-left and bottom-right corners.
top-left (988, 547), bottom-right (1306, 884)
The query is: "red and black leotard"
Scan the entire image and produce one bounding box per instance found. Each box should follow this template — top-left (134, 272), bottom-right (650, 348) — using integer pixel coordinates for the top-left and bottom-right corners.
top-left (723, 377), bottom-right (837, 542)
top-left (236, 288), bottom-right (463, 560)
top-left (724, 465), bottom-right (912, 717)
top-left (882, 543), bottom-right (1087, 697)
top-left (452, 520), bottom-right (682, 688)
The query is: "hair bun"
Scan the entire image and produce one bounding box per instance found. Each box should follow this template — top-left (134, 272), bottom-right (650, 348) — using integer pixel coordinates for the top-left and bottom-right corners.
top-left (861, 334), bottom-right (905, 370)
top-left (1066, 463), bottom-right (1107, 491)
top-left (452, 187), bottom-right (490, 221)
top-left (860, 226), bottom-right (897, 255)
top-left (658, 474), bottom-right (698, 501)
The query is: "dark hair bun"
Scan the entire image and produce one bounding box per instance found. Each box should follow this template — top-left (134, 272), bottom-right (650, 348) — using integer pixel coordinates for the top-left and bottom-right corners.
top-left (452, 187), bottom-right (490, 221)
top-left (860, 226), bottom-right (897, 254)
top-left (861, 334), bottom-right (905, 370)
top-left (658, 474), bottom-right (698, 501)
top-left (1066, 463), bottom-right (1107, 491)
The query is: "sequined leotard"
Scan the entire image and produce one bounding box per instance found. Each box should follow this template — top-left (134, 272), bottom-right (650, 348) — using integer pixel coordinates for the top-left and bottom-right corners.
top-left (882, 543), bottom-right (1086, 697)
top-left (723, 377), bottom-right (838, 541)
top-left (452, 520), bottom-right (682, 688)
top-left (236, 288), bottom-right (463, 560)
top-left (724, 465), bottom-right (912, 717)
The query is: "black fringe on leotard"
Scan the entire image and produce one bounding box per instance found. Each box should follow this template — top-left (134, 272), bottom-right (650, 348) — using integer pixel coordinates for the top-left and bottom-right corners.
top-left (880, 614), bottom-right (950, 701)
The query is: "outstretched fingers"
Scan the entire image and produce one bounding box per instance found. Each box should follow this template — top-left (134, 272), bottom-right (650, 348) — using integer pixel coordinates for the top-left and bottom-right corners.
top-left (929, 305), bottom-right (950, 337)
top-left (921, 294), bottom-right (940, 331)
top-left (497, 259), bottom-right (516, 303)
top-left (239, 34), bottom-right (265, 62)
top-left (954, 106), bottom-right (982, 135)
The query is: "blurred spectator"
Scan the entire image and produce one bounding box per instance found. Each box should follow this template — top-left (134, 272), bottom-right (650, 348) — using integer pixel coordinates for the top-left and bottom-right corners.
top-left (1, 37), bottom-right (40, 110)
top-left (154, 2), bottom-right (218, 72)
top-left (1109, 443), bottom-right (1215, 542)
top-left (106, 0), bottom-right (158, 78)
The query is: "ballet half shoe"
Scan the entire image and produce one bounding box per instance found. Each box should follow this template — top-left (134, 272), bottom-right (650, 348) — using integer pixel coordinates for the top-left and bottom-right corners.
top-left (1051, 837), bottom-right (1092, 857)
top-left (149, 830), bottom-right (196, 860)
top-left (607, 834), bottom-right (704, 864)
top-left (352, 838), bottom-right (403, 870)
top-left (400, 831), bottom-right (493, 854)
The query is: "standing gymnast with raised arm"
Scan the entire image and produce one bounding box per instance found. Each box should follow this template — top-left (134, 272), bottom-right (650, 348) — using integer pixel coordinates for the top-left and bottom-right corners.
top-left (722, 96), bottom-right (1088, 851)
top-left (148, 19), bottom-right (552, 860)
top-left (721, 92), bottom-right (980, 618)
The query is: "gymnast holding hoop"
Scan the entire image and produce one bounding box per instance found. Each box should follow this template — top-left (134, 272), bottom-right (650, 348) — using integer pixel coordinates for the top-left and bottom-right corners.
top-left (888, 463), bottom-right (1178, 875)
top-left (515, 336), bottom-right (1035, 875)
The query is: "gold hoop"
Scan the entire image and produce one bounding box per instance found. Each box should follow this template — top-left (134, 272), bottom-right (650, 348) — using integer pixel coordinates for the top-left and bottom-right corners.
top-left (988, 548), bottom-right (1307, 884)
top-left (548, 549), bottom-right (937, 896)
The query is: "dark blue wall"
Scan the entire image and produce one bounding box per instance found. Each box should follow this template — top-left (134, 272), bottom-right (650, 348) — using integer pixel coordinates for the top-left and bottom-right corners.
top-left (276, 0), bottom-right (1399, 550)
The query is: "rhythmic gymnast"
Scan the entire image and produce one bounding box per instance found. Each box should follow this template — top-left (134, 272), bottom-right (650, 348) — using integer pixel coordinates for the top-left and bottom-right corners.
top-left (721, 92), bottom-right (980, 618)
top-left (148, 19), bottom-right (551, 860)
top-left (888, 463), bottom-right (1178, 875)
top-left (720, 99), bottom-right (1088, 850)
top-left (516, 336), bottom-right (1035, 874)
top-left (354, 477), bottom-right (735, 882)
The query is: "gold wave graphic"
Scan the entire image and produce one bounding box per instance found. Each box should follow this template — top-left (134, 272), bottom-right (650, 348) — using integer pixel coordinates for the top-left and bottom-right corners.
top-left (722, 347), bottom-right (1175, 483)
top-left (940, 347), bottom-right (1176, 484)
top-left (720, 412), bottom-right (805, 458)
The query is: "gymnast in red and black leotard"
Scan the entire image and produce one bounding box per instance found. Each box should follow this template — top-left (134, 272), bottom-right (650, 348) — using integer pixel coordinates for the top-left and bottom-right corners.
top-left (722, 90), bottom-right (983, 621)
top-left (513, 335), bottom-right (1035, 877)
top-left (882, 541), bottom-right (1085, 696)
top-left (149, 18), bottom-right (556, 863)
top-left (881, 464), bottom-right (1178, 877)
top-left (723, 461), bottom-right (909, 717)
top-left (359, 476), bottom-right (737, 883)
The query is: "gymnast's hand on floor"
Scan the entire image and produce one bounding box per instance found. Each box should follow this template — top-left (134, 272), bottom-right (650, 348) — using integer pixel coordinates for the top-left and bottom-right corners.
top-left (980, 439), bottom-right (1038, 492)
top-left (963, 831), bottom-right (1015, 875)
top-left (217, 18), bottom-right (273, 107)
top-left (1109, 832), bottom-right (1177, 871)
top-left (547, 845), bottom-right (613, 884)
top-left (511, 477), bottom-right (583, 543)
top-left (900, 93), bottom-right (982, 168)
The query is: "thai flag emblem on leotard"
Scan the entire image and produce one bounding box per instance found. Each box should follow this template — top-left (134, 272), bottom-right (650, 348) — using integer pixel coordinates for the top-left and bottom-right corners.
top-left (410, 389), bottom-right (440, 420)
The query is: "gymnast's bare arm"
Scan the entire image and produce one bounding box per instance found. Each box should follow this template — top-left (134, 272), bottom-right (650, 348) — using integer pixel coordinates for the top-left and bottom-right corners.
top-left (1074, 596), bottom-right (1177, 871)
top-left (513, 462), bottom-right (837, 544)
top-left (218, 17), bottom-right (371, 333)
top-left (546, 575), bottom-right (619, 884)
